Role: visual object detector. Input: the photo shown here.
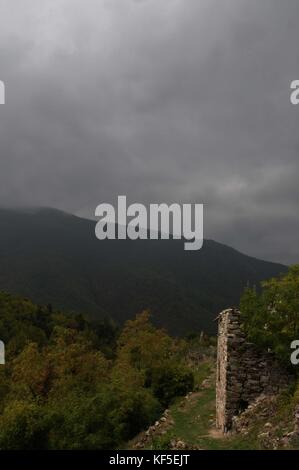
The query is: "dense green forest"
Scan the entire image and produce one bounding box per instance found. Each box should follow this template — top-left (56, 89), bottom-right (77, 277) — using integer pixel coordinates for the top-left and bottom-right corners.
top-left (0, 292), bottom-right (194, 449)
top-left (1, 267), bottom-right (299, 450)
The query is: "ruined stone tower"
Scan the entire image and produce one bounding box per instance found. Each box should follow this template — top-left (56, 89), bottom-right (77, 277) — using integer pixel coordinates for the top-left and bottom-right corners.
top-left (216, 308), bottom-right (291, 433)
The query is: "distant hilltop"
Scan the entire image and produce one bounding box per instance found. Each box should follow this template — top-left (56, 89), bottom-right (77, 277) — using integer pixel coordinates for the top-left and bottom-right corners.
top-left (0, 207), bottom-right (287, 335)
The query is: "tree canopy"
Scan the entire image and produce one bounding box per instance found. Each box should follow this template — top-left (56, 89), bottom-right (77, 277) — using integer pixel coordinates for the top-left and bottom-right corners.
top-left (240, 265), bottom-right (299, 365)
top-left (0, 293), bottom-right (194, 449)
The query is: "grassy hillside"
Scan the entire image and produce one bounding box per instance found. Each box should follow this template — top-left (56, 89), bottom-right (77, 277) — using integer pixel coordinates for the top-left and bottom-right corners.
top-left (0, 207), bottom-right (287, 334)
top-left (136, 359), bottom-right (299, 451)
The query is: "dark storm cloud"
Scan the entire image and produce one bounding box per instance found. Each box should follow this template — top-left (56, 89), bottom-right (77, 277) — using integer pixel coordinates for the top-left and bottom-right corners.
top-left (0, 0), bottom-right (298, 263)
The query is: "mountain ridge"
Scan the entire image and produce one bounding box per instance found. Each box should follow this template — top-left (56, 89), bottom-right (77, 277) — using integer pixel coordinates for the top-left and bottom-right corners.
top-left (0, 207), bottom-right (287, 334)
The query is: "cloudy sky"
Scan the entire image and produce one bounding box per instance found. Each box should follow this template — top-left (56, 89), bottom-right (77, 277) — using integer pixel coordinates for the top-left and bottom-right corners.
top-left (0, 0), bottom-right (298, 264)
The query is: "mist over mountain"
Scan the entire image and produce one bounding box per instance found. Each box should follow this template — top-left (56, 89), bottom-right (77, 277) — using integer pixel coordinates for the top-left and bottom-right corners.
top-left (0, 207), bottom-right (287, 335)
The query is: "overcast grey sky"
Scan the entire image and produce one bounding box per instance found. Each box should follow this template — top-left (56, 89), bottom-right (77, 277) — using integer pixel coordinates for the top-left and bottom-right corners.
top-left (0, 0), bottom-right (298, 264)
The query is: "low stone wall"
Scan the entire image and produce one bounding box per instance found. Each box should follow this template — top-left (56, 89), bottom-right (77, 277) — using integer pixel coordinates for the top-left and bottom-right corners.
top-left (216, 308), bottom-right (291, 432)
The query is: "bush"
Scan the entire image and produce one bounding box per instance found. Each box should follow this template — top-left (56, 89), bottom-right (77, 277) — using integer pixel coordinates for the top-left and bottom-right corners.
top-left (152, 364), bottom-right (194, 407)
top-left (0, 401), bottom-right (49, 450)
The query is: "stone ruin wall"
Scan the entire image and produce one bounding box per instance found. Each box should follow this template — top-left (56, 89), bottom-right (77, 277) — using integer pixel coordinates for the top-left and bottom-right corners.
top-left (216, 308), bottom-right (291, 433)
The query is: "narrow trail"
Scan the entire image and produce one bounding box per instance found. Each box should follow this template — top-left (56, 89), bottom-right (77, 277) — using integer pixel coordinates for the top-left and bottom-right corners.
top-left (128, 360), bottom-right (261, 450)
top-left (129, 362), bottom-right (226, 450)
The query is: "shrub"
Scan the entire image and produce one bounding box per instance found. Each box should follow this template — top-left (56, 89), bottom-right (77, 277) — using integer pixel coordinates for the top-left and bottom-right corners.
top-left (0, 401), bottom-right (49, 450)
top-left (152, 364), bottom-right (194, 407)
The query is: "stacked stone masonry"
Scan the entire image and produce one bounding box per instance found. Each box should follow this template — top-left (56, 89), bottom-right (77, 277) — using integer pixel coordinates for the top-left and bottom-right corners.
top-left (216, 308), bottom-right (291, 433)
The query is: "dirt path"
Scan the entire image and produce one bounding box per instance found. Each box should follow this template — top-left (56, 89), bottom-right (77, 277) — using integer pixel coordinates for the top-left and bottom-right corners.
top-left (128, 361), bottom-right (226, 450)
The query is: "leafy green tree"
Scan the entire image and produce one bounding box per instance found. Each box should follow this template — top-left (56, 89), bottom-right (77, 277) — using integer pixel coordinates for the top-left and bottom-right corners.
top-left (240, 265), bottom-right (299, 364)
top-left (116, 311), bottom-right (194, 405)
top-left (0, 401), bottom-right (49, 450)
